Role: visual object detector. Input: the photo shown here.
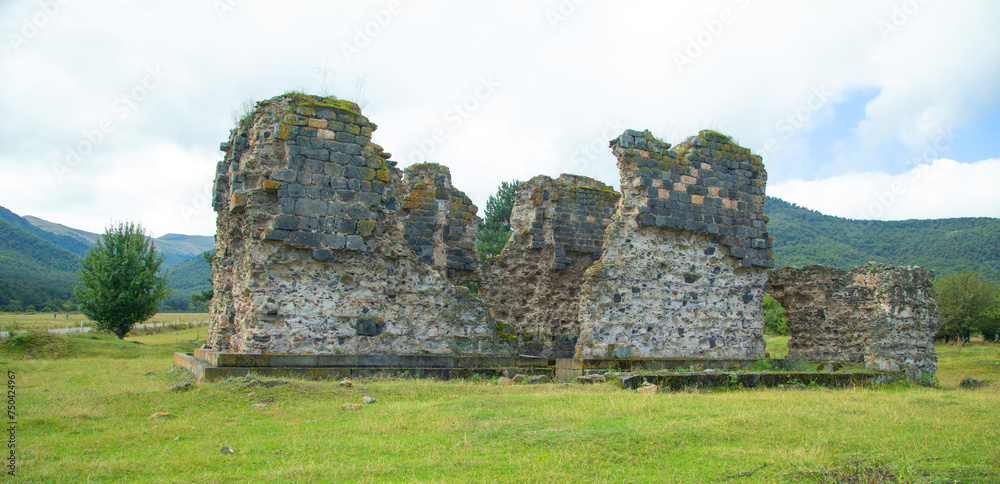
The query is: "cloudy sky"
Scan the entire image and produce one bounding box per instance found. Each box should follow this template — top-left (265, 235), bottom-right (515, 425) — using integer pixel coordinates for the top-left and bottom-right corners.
top-left (1, 0), bottom-right (998, 237)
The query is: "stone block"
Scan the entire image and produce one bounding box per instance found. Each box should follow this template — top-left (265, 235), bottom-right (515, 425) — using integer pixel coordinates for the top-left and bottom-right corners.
top-left (346, 235), bottom-right (364, 251)
top-left (287, 231), bottom-right (321, 249)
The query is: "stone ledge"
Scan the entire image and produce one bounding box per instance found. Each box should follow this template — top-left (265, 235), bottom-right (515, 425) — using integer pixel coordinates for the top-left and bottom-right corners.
top-left (176, 352), bottom-right (552, 382)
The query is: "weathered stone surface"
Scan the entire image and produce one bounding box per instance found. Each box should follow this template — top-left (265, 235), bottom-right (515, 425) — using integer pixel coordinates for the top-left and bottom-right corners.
top-left (399, 163), bottom-right (481, 283)
top-left (480, 174), bottom-right (619, 357)
top-left (207, 94), bottom-right (511, 356)
top-left (767, 263), bottom-right (940, 380)
top-left (575, 130), bottom-right (770, 360)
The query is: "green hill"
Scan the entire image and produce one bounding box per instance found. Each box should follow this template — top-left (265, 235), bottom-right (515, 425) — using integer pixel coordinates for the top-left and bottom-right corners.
top-left (0, 216), bottom-right (81, 311)
top-left (764, 197), bottom-right (1000, 281)
top-left (161, 252), bottom-right (213, 312)
top-left (0, 208), bottom-right (92, 256)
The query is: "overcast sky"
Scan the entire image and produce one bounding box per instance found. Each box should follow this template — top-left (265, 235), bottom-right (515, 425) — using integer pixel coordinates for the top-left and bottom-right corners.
top-left (2, 0), bottom-right (998, 237)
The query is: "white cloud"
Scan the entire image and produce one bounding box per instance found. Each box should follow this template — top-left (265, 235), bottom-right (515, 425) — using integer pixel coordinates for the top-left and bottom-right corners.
top-left (769, 158), bottom-right (1000, 220)
top-left (0, 0), bottom-right (999, 236)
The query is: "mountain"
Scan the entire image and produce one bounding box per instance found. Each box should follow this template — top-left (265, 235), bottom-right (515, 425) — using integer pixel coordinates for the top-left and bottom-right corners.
top-left (22, 215), bottom-right (214, 268)
top-left (0, 216), bottom-right (80, 311)
top-left (162, 252), bottom-right (212, 311)
top-left (764, 197), bottom-right (1000, 281)
top-left (0, 208), bottom-right (92, 256)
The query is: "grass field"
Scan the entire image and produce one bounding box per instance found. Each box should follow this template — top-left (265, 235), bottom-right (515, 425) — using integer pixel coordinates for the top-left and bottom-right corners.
top-left (1, 331), bottom-right (997, 483)
top-left (0, 312), bottom-right (208, 332)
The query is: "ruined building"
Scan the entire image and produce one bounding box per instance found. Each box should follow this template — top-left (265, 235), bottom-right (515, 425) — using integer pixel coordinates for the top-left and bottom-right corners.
top-left (205, 95), bottom-right (776, 359)
top-left (767, 263), bottom-right (940, 379)
top-left (575, 130), bottom-right (773, 359)
top-left (205, 93), bottom-right (933, 378)
top-left (207, 94), bottom-right (510, 355)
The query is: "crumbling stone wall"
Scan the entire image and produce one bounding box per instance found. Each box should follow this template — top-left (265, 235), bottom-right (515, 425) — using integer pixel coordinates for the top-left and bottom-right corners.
top-left (399, 163), bottom-right (481, 283)
top-left (767, 263), bottom-right (940, 379)
top-left (480, 174), bottom-right (620, 357)
top-left (575, 130), bottom-right (772, 359)
top-left (207, 94), bottom-right (509, 356)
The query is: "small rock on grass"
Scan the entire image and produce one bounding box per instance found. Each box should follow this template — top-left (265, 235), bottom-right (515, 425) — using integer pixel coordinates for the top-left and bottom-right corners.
top-left (339, 379), bottom-right (353, 387)
top-left (512, 374), bottom-right (527, 383)
top-left (171, 381), bottom-right (193, 392)
top-left (145, 371), bottom-right (155, 376)
top-left (148, 412), bottom-right (172, 419)
top-left (221, 446), bottom-right (235, 454)
top-left (526, 375), bottom-right (550, 385)
top-left (342, 403), bottom-right (363, 411)
top-left (497, 377), bottom-right (514, 386)
top-left (361, 396), bottom-right (377, 404)
top-left (577, 374), bottom-right (605, 384)
top-left (959, 377), bottom-right (989, 389)
top-left (637, 382), bottom-right (659, 394)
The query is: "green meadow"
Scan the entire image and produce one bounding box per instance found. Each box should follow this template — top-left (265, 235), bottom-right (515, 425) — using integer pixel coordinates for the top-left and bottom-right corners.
top-left (2, 329), bottom-right (997, 483)
top-left (0, 312), bottom-right (207, 332)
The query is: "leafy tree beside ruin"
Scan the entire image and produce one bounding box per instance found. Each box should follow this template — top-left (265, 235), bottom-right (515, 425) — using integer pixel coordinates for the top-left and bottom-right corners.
top-left (476, 180), bottom-right (519, 262)
top-left (74, 222), bottom-right (170, 339)
top-left (934, 271), bottom-right (1000, 343)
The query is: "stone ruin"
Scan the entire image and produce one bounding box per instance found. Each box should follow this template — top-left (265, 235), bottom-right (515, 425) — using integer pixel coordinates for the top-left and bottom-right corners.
top-left (575, 130), bottom-right (773, 359)
top-left (204, 93), bottom-right (938, 380)
top-left (207, 95), bottom-right (507, 355)
top-left (767, 263), bottom-right (941, 380)
top-left (479, 174), bottom-right (620, 357)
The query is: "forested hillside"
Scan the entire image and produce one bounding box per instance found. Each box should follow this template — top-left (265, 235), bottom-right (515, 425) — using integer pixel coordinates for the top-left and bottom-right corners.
top-left (0, 216), bottom-right (80, 311)
top-left (764, 197), bottom-right (1000, 281)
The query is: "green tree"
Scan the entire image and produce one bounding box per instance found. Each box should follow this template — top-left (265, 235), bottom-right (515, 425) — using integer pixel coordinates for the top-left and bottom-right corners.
top-left (74, 222), bottom-right (170, 339)
top-left (190, 251), bottom-right (215, 309)
top-left (934, 271), bottom-right (1000, 344)
top-left (476, 180), bottom-right (519, 261)
top-left (762, 293), bottom-right (789, 335)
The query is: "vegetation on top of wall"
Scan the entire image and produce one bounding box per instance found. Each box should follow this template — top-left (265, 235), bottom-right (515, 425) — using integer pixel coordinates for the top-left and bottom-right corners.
top-left (281, 91), bottom-right (362, 116)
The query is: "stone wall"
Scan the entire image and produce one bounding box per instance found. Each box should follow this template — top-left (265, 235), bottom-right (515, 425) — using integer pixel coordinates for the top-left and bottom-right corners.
top-left (575, 130), bottom-right (772, 359)
top-left (767, 263), bottom-right (940, 380)
top-left (480, 174), bottom-right (619, 357)
top-left (399, 163), bottom-right (481, 283)
top-left (206, 94), bottom-right (510, 356)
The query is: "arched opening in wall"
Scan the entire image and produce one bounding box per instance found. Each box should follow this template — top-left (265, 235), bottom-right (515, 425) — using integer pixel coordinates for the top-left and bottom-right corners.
top-left (762, 293), bottom-right (789, 358)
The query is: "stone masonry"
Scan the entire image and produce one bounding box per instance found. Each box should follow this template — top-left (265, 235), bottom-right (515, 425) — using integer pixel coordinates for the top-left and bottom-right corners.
top-left (767, 263), bottom-right (940, 380)
top-left (479, 174), bottom-right (620, 357)
top-left (399, 163), bottom-right (481, 284)
top-left (575, 130), bottom-right (772, 359)
top-left (204, 93), bottom-right (936, 373)
top-left (207, 94), bottom-right (511, 356)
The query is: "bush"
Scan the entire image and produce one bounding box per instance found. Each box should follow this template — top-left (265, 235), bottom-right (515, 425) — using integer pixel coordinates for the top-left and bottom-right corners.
top-left (762, 294), bottom-right (789, 335)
